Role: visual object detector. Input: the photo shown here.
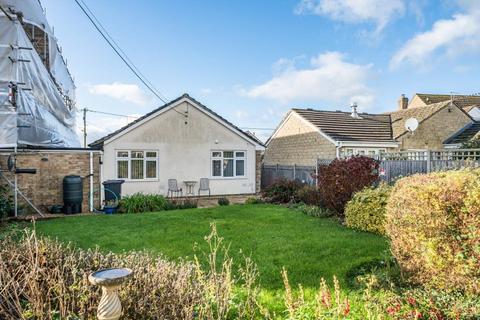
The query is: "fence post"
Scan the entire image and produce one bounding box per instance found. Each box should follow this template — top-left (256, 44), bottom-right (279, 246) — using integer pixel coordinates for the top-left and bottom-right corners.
top-left (427, 150), bottom-right (432, 173)
top-left (315, 158), bottom-right (319, 186)
top-left (293, 164), bottom-right (296, 180)
top-left (276, 163), bottom-right (279, 174)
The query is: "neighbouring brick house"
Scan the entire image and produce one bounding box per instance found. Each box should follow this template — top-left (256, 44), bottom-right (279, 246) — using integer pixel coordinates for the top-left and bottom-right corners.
top-left (264, 93), bottom-right (479, 166)
top-left (0, 148), bottom-right (102, 215)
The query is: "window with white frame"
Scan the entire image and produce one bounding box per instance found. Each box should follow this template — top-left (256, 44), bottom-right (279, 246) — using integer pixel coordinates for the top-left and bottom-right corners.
top-left (341, 148), bottom-right (387, 158)
top-left (211, 151), bottom-right (245, 178)
top-left (116, 150), bottom-right (158, 180)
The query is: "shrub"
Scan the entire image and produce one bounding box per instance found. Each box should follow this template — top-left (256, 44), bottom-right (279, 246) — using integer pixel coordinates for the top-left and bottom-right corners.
top-left (177, 198), bottom-right (198, 209)
top-left (295, 185), bottom-right (322, 206)
top-left (385, 169), bottom-right (480, 294)
top-left (244, 197), bottom-right (264, 205)
top-left (262, 178), bottom-right (303, 203)
top-left (0, 184), bottom-right (12, 219)
top-left (295, 203), bottom-right (333, 218)
top-left (345, 183), bottom-right (391, 235)
top-left (218, 197), bottom-right (230, 206)
top-left (317, 156), bottom-right (379, 216)
top-left (0, 226), bottom-right (261, 319)
top-left (118, 193), bottom-right (169, 213)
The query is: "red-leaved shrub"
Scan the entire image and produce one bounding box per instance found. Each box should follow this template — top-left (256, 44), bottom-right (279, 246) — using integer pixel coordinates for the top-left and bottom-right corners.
top-left (317, 156), bottom-right (379, 215)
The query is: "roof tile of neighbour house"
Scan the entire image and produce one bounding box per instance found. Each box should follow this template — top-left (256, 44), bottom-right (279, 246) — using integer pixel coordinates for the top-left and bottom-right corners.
top-left (416, 93), bottom-right (480, 109)
top-left (89, 94), bottom-right (264, 148)
top-left (293, 108), bottom-right (395, 143)
top-left (387, 101), bottom-right (452, 138)
top-left (444, 121), bottom-right (480, 145)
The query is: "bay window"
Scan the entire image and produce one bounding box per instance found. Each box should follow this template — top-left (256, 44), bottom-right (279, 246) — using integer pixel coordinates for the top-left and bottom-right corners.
top-left (212, 150), bottom-right (245, 178)
top-left (116, 150), bottom-right (158, 180)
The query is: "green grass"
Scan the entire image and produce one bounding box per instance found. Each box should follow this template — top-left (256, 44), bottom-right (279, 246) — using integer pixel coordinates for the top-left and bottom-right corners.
top-left (34, 204), bottom-right (388, 291)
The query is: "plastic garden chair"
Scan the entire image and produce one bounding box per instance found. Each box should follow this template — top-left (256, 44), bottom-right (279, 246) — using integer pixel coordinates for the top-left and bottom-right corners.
top-left (198, 178), bottom-right (210, 196)
top-left (167, 179), bottom-right (182, 198)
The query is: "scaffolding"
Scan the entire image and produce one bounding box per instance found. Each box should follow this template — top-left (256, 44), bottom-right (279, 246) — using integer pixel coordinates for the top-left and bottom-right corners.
top-left (1, 0), bottom-right (80, 217)
top-left (0, 0), bottom-right (80, 148)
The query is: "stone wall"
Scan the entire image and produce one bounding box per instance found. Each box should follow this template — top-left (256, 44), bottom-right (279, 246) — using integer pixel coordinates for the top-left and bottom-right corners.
top-left (0, 150), bottom-right (101, 214)
top-left (397, 106), bottom-right (472, 150)
top-left (264, 112), bottom-right (336, 166)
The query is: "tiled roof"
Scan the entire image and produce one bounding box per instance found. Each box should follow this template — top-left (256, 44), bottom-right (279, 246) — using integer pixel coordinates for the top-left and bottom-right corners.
top-left (293, 108), bottom-right (395, 143)
top-left (89, 94), bottom-right (264, 148)
top-left (444, 121), bottom-right (480, 145)
top-left (416, 93), bottom-right (480, 109)
top-left (387, 101), bottom-right (450, 138)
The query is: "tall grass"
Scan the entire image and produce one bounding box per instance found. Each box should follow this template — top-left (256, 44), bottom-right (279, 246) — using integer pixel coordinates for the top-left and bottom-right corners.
top-left (0, 224), bottom-right (256, 319)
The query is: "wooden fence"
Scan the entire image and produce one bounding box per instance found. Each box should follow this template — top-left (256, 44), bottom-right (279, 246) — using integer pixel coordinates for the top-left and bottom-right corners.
top-left (261, 149), bottom-right (480, 187)
top-left (376, 149), bottom-right (480, 182)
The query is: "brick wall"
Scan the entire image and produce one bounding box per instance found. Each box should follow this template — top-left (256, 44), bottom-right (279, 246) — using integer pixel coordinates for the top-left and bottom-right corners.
top-left (255, 150), bottom-right (262, 193)
top-left (397, 106), bottom-right (472, 150)
top-left (0, 150), bottom-right (101, 214)
top-left (264, 113), bottom-right (336, 166)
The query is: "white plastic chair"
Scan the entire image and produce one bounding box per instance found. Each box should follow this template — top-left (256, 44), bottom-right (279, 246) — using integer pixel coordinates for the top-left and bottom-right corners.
top-left (167, 179), bottom-right (182, 197)
top-left (198, 178), bottom-right (210, 196)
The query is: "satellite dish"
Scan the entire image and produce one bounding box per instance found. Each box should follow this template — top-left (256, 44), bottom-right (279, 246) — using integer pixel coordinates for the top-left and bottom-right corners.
top-left (405, 117), bottom-right (419, 133)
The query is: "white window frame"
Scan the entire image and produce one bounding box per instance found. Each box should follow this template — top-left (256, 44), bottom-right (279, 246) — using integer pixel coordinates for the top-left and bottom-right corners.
top-left (115, 150), bottom-right (158, 181)
top-left (341, 148), bottom-right (387, 158)
top-left (211, 150), bottom-right (246, 179)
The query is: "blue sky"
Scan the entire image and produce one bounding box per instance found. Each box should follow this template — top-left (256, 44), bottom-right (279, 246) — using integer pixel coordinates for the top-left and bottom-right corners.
top-left (41, 0), bottom-right (480, 143)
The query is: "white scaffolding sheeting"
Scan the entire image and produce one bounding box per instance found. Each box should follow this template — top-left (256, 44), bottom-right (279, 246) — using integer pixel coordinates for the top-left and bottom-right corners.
top-left (0, 0), bottom-right (80, 147)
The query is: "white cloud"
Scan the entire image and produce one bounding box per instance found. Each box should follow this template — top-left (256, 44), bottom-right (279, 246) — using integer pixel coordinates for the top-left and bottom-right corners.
top-left (295, 0), bottom-right (405, 33)
top-left (390, 7), bottom-right (480, 68)
top-left (89, 82), bottom-right (152, 106)
top-left (235, 110), bottom-right (249, 119)
top-left (200, 88), bottom-right (212, 95)
top-left (246, 52), bottom-right (375, 107)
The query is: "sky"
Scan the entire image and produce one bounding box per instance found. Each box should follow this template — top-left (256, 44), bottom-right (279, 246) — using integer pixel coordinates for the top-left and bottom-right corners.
top-left (41, 0), bottom-right (480, 143)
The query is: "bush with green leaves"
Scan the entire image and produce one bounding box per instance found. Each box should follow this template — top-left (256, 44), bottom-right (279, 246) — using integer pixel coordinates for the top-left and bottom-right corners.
top-left (0, 184), bottom-right (12, 219)
top-left (244, 197), bottom-right (263, 205)
top-left (118, 193), bottom-right (169, 213)
top-left (261, 178), bottom-right (303, 203)
top-left (295, 185), bottom-right (322, 206)
top-left (345, 183), bottom-right (391, 235)
top-left (217, 197), bottom-right (230, 206)
top-left (118, 193), bottom-right (199, 213)
top-left (287, 202), bottom-right (333, 218)
top-left (386, 169), bottom-right (480, 294)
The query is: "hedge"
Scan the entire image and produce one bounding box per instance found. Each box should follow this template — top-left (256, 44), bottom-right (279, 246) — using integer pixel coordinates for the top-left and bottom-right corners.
top-left (345, 183), bottom-right (391, 235)
top-left (385, 169), bottom-right (480, 294)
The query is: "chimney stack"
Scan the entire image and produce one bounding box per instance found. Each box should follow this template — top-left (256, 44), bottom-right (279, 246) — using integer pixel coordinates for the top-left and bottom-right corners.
top-left (398, 94), bottom-right (409, 110)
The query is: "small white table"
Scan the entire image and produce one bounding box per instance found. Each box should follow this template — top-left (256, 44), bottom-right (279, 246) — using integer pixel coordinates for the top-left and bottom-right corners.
top-left (183, 180), bottom-right (197, 196)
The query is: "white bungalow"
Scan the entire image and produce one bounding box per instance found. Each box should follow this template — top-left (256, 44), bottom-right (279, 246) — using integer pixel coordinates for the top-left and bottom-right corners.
top-left (90, 94), bottom-right (264, 197)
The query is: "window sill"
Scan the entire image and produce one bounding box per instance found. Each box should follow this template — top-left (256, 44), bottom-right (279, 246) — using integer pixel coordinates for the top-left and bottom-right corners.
top-left (118, 178), bottom-right (159, 182)
top-left (210, 176), bottom-right (248, 180)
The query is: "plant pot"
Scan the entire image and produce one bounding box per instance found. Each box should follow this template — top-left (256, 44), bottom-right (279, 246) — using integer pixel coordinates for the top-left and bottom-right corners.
top-left (104, 206), bottom-right (117, 214)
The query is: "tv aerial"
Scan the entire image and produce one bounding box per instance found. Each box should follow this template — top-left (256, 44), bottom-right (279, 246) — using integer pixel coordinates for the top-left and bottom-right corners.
top-left (405, 117), bottom-right (419, 134)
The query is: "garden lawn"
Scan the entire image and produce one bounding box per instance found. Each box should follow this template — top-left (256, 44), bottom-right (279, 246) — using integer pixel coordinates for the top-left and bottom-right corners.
top-left (34, 204), bottom-right (388, 290)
